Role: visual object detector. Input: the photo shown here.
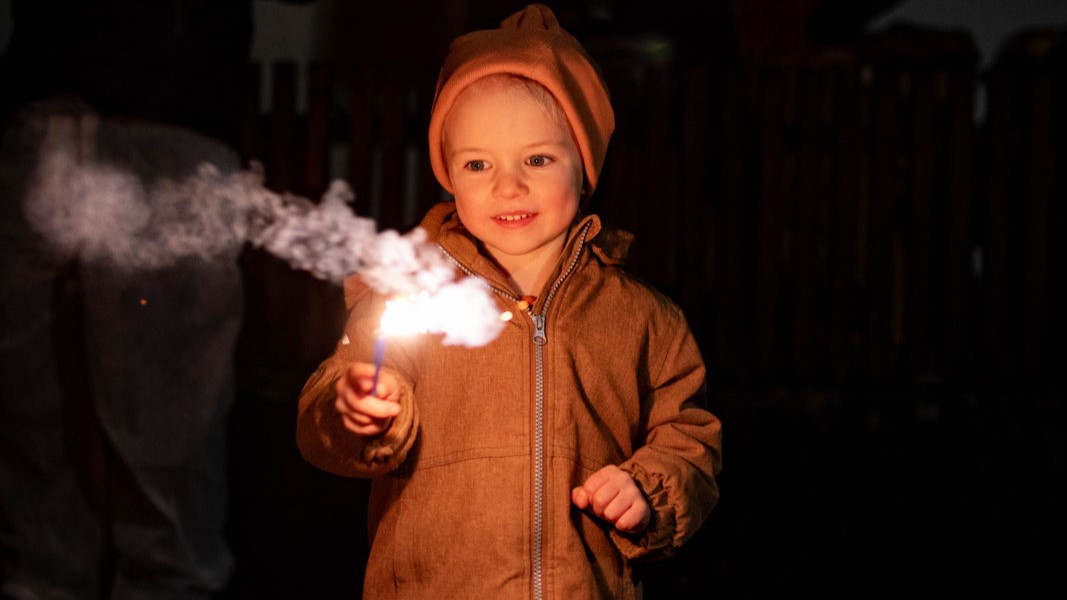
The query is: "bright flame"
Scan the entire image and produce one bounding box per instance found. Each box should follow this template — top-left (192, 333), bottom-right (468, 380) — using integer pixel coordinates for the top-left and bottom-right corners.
top-left (379, 294), bottom-right (431, 337)
top-left (376, 277), bottom-right (506, 347)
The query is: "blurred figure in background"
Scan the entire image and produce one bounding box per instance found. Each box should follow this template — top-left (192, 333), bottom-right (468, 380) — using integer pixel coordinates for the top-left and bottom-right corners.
top-left (1, 1), bottom-right (257, 598)
top-left (0, 102), bottom-right (246, 600)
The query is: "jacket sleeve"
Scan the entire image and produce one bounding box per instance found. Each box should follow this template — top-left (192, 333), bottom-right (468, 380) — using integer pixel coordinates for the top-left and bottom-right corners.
top-left (615, 306), bottom-right (722, 561)
top-left (295, 278), bottom-right (420, 478)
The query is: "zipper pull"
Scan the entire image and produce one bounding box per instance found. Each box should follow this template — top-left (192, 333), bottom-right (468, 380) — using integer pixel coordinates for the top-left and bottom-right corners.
top-left (532, 313), bottom-right (547, 346)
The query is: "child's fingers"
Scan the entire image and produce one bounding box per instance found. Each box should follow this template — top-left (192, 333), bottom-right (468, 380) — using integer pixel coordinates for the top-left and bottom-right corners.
top-left (340, 411), bottom-right (372, 428)
top-left (334, 377), bottom-right (400, 434)
top-left (613, 502), bottom-right (650, 534)
top-left (587, 470), bottom-right (628, 510)
top-left (591, 486), bottom-right (650, 533)
top-left (573, 467), bottom-right (620, 513)
top-left (335, 384), bottom-right (361, 409)
top-left (339, 362), bottom-right (393, 396)
top-left (571, 486), bottom-right (590, 509)
top-left (573, 466), bottom-right (651, 533)
top-left (345, 409), bottom-right (375, 424)
top-left (574, 478), bottom-right (620, 514)
top-left (599, 490), bottom-right (631, 522)
top-left (580, 467), bottom-right (614, 493)
top-left (344, 361), bottom-right (379, 381)
top-left (336, 364), bottom-right (399, 402)
top-left (348, 395), bottom-right (401, 419)
top-left (340, 412), bottom-right (390, 436)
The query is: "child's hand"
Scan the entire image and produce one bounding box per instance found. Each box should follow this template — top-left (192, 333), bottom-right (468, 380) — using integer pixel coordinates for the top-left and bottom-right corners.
top-left (571, 465), bottom-right (651, 534)
top-left (334, 362), bottom-right (401, 437)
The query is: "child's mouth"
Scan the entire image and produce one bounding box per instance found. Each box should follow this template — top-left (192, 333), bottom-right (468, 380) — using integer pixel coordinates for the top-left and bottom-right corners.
top-left (494, 212), bottom-right (535, 225)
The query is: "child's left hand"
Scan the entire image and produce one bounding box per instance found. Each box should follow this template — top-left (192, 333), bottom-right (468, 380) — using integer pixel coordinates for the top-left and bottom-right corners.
top-left (571, 465), bottom-right (651, 534)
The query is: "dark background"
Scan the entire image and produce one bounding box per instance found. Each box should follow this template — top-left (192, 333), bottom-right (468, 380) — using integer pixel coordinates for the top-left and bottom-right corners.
top-left (2, 0), bottom-right (1063, 596)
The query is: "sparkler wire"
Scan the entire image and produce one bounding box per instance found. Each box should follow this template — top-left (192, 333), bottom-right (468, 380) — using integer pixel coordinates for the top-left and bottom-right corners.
top-left (370, 335), bottom-right (386, 397)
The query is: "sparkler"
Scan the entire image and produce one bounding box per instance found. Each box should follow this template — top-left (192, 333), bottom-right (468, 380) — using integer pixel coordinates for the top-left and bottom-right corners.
top-left (369, 295), bottom-right (428, 398)
top-left (371, 296), bottom-right (419, 396)
top-left (368, 312), bottom-right (400, 398)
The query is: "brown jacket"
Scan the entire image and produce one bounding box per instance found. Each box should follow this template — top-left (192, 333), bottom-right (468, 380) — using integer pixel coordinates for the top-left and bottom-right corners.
top-left (297, 202), bottom-right (722, 599)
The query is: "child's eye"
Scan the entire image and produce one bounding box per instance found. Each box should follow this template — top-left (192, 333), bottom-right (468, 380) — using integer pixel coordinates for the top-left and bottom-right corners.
top-left (465, 160), bottom-right (487, 172)
top-left (527, 155), bottom-right (553, 167)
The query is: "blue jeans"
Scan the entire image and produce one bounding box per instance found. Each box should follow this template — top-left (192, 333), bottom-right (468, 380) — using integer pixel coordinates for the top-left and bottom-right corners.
top-left (0, 107), bottom-right (242, 600)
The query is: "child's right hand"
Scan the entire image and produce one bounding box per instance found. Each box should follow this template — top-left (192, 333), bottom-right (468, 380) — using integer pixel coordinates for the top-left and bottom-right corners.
top-left (334, 362), bottom-right (401, 437)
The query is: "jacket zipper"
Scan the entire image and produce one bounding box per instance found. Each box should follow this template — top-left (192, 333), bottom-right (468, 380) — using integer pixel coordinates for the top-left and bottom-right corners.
top-left (438, 222), bottom-right (591, 600)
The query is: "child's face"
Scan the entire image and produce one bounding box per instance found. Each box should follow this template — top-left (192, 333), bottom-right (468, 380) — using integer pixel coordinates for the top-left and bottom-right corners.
top-left (442, 79), bottom-right (583, 274)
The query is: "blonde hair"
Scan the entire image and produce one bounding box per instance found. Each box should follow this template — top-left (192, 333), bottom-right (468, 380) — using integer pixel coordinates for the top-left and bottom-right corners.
top-left (441, 73), bottom-right (580, 170)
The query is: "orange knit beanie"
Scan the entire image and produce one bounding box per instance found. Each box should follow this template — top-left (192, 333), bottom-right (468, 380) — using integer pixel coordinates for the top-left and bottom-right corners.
top-left (428, 3), bottom-right (614, 196)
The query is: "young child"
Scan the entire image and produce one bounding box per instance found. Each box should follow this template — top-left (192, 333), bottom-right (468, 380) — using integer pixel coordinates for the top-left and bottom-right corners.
top-left (296, 5), bottom-right (722, 599)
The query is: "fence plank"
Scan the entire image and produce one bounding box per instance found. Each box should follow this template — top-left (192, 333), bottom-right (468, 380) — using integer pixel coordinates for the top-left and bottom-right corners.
top-left (679, 66), bottom-right (712, 339)
top-left (347, 82), bottom-right (375, 217)
top-left (713, 69), bottom-right (748, 379)
top-left (239, 63), bottom-right (261, 165)
top-left (1024, 70), bottom-right (1052, 377)
top-left (867, 66), bottom-right (901, 379)
top-left (377, 83), bottom-right (406, 229)
top-left (946, 66), bottom-right (973, 381)
top-left (791, 68), bottom-right (820, 379)
top-left (909, 67), bottom-right (936, 379)
top-left (305, 62), bottom-right (333, 199)
top-left (830, 66), bottom-right (863, 384)
top-left (268, 63), bottom-right (298, 193)
top-left (755, 69), bottom-right (786, 376)
top-left (984, 66), bottom-right (1014, 381)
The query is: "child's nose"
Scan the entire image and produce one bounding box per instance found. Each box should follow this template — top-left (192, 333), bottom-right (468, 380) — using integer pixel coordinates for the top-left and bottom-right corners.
top-left (493, 167), bottom-right (527, 198)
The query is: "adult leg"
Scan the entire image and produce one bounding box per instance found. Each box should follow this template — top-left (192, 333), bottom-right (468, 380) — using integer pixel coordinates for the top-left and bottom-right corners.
top-left (79, 258), bottom-right (241, 600)
top-left (0, 105), bottom-right (109, 600)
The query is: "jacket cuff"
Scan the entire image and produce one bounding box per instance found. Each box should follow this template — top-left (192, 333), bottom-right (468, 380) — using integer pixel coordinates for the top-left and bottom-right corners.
top-left (611, 465), bottom-right (679, 560)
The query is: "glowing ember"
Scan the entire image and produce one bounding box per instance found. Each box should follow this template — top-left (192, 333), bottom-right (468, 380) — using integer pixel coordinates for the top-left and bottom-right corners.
top-left (379, 295), bottom-right (429, 338)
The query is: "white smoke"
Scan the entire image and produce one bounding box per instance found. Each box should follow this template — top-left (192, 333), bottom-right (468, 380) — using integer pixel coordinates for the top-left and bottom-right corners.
top-left (21, 123), bottom-right (505, 348)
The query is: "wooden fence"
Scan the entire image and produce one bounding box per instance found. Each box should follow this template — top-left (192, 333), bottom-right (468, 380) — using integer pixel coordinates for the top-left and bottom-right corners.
top-left (237, 32), bottom-right (1062, 393)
